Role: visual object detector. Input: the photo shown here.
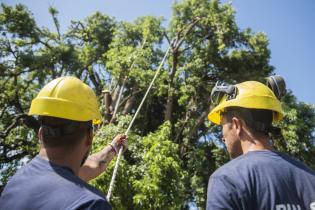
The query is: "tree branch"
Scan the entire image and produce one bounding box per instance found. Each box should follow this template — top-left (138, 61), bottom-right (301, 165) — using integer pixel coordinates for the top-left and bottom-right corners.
top-left (188, 105), bottom-right (211, 141)
top-left (174, 17), bottom-right (201, 51)
top-left (164, 32), bottom-right (171, 45)
top-left (0, 114), bottom-right (39, 139)
top-left (118, 89), bottom-right (144, 107)
top-left (0, 114), bottom-right (26, 138)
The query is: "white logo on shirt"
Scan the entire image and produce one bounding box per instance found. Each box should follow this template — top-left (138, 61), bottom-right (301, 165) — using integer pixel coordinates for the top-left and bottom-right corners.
top-left (310, 202), bottom-right (315, 210)
top-left (276, 204), bottom-right (301, 210)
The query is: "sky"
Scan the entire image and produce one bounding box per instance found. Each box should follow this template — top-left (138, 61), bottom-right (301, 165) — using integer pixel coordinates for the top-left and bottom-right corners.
top-left (1, 0), bottom-right (314, 105)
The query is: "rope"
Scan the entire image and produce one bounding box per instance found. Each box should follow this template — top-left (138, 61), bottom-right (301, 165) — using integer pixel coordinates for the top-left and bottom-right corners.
top-left (106, 45), bottom-right (171, 201)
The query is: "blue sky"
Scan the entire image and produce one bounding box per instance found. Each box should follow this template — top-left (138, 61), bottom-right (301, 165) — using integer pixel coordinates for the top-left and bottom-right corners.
top-left (2, 0), bottom-right (314, 104)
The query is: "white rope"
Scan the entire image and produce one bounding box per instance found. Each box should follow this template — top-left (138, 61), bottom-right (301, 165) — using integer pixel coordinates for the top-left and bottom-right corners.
top-left (106, 45), bottom-right (171, 201)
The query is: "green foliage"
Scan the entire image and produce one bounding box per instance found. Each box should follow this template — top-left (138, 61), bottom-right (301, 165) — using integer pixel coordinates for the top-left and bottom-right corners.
top-left (90, 115), bottom-right (137, 209)
top-left (0, 1), bottom-right (314, 209)
top-left (104, 15), bottom-right (164, 88)
top-left (0, 4), bottom-right (116, 185)
top-left (91, 119), bottom-right (186, 209)
top-left (273, 91), bottom-right (315, 169)
top-left (0, 4), bottom-right (39, 40)
top-left (133, 121), bottom-right (186, 209)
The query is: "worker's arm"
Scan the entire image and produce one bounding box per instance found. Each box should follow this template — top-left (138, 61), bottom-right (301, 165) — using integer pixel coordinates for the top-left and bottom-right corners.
top-left (79, 134), bottom-right (127, 182)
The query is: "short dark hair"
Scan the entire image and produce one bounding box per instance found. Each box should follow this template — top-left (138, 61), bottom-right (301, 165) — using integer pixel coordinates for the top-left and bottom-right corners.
top-left (39, 116), bottom-right (92, 148)
top-left (222, 107), bottom-right (273, 135)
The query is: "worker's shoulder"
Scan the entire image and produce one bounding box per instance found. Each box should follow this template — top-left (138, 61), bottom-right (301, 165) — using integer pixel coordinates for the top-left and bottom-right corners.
top-left (47, 168), bottom-right (106, 201)
top-left (30, 155), bottom-right (106, 200)
top-left (52, 174), bottom-right (109, 209)
top-left (211, 150), bottom-right (285, 178)
top-left (212, 150), bottom-right (315, 179)
top-left (36, 164), bottom-right (108, 208)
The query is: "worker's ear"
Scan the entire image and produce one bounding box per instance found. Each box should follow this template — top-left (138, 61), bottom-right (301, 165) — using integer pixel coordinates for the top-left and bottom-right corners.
top-left (84, 129), bottom-right (93, 147)
top-left (38, 127), bottom-right (43, 142)
top-left (232, 117), bottom-right (243, 136)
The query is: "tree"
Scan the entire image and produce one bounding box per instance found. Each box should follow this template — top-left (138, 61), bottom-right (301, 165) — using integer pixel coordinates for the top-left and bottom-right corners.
top-left (0, 1), bottom-right (314, 209)
top-left (0, 3), bottom-right (116, 186)
top-left (273, 91), bottom-right (315, 168)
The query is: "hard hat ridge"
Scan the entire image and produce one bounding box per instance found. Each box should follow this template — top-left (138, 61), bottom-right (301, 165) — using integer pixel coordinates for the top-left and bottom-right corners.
top-left (29, 76), bottom-right (102, 124)
top-left (208, 75), bottom-right (285, 125)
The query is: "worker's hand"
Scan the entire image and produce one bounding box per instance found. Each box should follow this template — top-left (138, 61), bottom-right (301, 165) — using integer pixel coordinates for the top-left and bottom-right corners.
top-left (109, 134), bottom-right (128, 154)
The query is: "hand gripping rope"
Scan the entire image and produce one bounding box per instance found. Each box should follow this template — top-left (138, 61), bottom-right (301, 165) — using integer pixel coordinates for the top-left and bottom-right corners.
top-left (106, 45), bottom-right (171, 201)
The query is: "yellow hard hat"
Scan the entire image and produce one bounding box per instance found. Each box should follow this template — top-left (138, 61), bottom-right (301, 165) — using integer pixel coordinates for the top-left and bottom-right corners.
top-left (29, 76), bottom-right (102, 124)
top-left (208, 80), bottom-right (283, 125)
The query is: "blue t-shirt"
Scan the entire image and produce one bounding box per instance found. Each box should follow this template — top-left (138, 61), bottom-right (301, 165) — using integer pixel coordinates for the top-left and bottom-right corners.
top-left (0, 155), bottom-right (111, 210)
top-left (206, 150), bottom-right (315, 210)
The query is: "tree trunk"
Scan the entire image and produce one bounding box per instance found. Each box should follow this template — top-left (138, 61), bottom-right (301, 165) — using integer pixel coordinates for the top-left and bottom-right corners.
top-left (122, 94), bottom-right (136, 115)
top-left (165, 50), bottom-right (178, 122)
top-left (102, 90), bottom-right (112, 122)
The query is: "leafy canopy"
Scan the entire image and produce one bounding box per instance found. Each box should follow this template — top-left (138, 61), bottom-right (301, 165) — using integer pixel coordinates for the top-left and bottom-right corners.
top-left (0, 1), bottom-right (314, 209)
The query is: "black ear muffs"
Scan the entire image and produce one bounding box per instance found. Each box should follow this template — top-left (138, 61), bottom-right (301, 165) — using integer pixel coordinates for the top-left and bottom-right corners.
top-left (266, 75), bottom-right (286, 99)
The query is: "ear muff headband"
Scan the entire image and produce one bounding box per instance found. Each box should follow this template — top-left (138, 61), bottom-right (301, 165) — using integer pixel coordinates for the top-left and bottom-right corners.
top-left (266, 75), bottom-right (286, 99)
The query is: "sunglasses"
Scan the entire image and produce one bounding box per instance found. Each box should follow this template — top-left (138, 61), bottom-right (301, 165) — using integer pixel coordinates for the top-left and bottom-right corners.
top-left (211, 81), bottom-right (238, 105)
